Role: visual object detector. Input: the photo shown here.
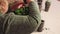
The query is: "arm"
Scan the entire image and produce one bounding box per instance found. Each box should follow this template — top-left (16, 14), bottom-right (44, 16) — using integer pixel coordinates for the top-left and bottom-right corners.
top-left (28, 0), bottom-right (41, 31)
top-left (0, 0), bottom-right (8, 33)
top-left (28, 0), bottom-right (41, 23)
top-left (0, 15), bottom-right (5, 34)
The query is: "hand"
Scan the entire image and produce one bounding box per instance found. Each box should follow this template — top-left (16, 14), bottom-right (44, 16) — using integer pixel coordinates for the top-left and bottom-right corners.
top-left (0, 0), bottom-right (8, 14)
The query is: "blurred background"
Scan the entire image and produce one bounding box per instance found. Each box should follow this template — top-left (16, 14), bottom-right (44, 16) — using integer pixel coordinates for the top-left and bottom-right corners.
top-left (31, 0), bottom-right (60, 34)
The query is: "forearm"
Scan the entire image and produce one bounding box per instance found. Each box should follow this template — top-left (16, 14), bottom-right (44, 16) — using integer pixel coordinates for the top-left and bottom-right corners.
top-left (28, 1), bottom-right (41, 20)
top-left (28, 0), bottom-right (41, 31)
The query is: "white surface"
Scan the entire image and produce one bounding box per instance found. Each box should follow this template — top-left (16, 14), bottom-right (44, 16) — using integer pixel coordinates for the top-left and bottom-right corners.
top-left (32, 0), bottom-right (60, 34)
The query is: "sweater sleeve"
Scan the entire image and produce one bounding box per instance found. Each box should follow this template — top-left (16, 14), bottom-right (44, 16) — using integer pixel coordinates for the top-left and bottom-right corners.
top-left (0, 14), bottom-right (6, 34)
top-left (28, 1), bottom-right (41, 31)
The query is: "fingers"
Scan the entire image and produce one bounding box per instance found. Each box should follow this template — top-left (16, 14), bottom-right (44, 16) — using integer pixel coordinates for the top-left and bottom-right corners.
top-left (0, 0), bottom-right (8, 14)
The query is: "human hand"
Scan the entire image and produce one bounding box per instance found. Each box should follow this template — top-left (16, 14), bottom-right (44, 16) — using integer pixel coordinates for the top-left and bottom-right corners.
top-left (0, 0), bottom-right (8, 14)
